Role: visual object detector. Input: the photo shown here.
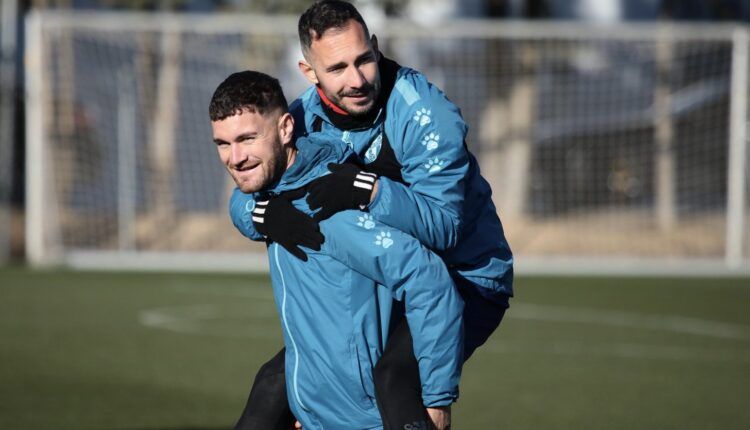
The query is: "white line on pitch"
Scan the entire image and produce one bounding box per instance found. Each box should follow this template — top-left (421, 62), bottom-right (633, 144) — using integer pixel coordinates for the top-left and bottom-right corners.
top-left (169, 284), bottom-right (274, 300)
top-left (508, 303), bottom-right (750, 340)
top-left (169, 284), bottom-right (750, 341)
top-left (138, 303), bottom-right (278, 339)
top-left (484, 340), bottom-right (750, 362)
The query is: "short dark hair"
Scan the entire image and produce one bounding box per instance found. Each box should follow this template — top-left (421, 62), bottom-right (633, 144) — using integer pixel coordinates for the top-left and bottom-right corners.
top-left (298, 0), bottom-right (369, 55)
top-left (209, 71), bottom-right (288, 121)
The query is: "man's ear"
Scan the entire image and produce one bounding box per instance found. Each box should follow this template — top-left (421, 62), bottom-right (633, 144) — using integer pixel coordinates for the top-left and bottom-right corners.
top-left (278, 112), bottom-right (294, 145)
top-left (298, 60), bottom-right (318, 85)
top-left (371, 34), bottom-right (380, 61)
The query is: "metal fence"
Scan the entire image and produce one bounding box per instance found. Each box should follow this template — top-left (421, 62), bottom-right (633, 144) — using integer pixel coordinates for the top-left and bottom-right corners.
top-left (24, 11), bottom-right (750, 275)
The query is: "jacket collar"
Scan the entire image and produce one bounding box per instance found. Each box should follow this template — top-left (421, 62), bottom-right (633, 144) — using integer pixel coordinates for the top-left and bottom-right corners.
top-left (264, 137), bottom-right (348, 196)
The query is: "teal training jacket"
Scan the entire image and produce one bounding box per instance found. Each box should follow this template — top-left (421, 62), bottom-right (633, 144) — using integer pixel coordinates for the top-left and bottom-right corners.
top-left (291, 57), bottom-right (513, 298)
top-left (232, 57), bottom-right (513, 299)
top-left (230, 137), bottom-right (464, 429)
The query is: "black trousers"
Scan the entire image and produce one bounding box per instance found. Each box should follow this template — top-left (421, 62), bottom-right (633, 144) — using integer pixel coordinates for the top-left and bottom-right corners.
top-left (233, 348), bottom-right (296, 430)
top-left (234, 318), bottom-right (428, 430)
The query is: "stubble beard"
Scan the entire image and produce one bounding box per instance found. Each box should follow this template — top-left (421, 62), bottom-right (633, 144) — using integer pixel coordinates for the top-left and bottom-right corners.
top-left (336, 81), bottom-right (381, 117)
top-left (234, 145), bottom-right (288, 194)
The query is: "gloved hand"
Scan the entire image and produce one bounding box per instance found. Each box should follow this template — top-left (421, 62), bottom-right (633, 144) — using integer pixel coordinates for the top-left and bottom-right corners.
top-left (306, 163), bottom-right (377, 221)
top-left (253, 188), bottom-right (323, 262)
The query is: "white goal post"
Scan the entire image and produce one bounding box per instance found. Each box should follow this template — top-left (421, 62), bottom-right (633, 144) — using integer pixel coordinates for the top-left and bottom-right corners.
top-left (25, 11), bottom-right (750, 275)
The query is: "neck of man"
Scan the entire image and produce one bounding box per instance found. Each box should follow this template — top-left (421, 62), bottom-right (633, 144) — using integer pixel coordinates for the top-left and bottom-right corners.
top-left (286, 145), bottom-right (297, 170)
top-left (263, 144), bottom-right (297, 194)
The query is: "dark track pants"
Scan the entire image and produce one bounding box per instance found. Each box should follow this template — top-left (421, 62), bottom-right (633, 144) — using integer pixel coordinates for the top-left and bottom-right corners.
top-left (234, 348), bottom-right (295, 430)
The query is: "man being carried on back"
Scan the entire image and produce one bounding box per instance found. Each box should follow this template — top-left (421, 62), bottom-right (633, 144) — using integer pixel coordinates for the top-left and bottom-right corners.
top-left (230, 1), bottom-right (513, 429)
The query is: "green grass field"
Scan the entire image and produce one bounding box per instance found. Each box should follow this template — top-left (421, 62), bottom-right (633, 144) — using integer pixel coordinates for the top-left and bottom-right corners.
top-left (1, 267), bottom-right (749, 429)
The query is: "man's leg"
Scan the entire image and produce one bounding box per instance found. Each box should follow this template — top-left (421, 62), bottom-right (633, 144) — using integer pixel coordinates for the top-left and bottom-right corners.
top-left (457, 277), bottom-right (510, 361)
top-left (373, 282), bottom-right (508, 430)
top-left (234, 348), bottom-right (296, 430)
top-left (373, 318), bottom-right (431, 430)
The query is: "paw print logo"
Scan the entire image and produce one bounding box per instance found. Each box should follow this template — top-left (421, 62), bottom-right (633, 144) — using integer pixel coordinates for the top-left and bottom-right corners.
top-left (357, 214), bottom-right (376, 230)
top-left (424, 157), bottom-right (445, 173)
top-left (421, 132), bottom-right (440, 151)
top-left (374, 231), bottom-right (394, 249)
top-left (413, 108), bottom-right (432, 127)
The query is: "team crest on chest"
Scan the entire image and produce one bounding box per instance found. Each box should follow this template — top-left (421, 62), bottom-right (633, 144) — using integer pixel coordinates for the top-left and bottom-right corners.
top-left (341, 130), bottom-right (353, 149)
top-left (364, 133), bottom-right (383, 163)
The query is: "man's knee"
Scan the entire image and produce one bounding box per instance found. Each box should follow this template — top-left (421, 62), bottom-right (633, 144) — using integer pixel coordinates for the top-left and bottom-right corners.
top-left (256, 347), bottom-right (286, 381)
top-left (374, 348), bottom-right (420, 392)
top-left (463, 293), bottom-right (510, 359)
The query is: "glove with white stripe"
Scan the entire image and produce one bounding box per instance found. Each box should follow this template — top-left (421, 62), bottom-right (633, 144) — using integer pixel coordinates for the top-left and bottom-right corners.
top-left (306, 162), bottom-right (377, 222)
top-left (253, 188), bottom-right (324, 262)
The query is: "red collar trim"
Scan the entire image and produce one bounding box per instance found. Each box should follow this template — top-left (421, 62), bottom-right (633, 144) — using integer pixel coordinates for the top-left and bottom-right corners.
top-left (316, 86), bottom-right (349, 116)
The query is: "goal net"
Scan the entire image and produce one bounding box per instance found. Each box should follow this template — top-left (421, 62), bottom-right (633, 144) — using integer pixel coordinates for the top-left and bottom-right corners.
top-left (25, 12), bottom-right (750, 274)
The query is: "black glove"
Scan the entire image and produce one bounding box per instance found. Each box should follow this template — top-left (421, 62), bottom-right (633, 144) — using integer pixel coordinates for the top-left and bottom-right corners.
top-left (306, 163), bottom-right (377, 221)
top-left (253, 188), bottom-right (323, 262)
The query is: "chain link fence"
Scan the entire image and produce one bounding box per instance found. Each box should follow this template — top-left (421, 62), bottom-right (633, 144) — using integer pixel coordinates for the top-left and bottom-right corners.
top-left (24, 12), bottom-right (750, 274)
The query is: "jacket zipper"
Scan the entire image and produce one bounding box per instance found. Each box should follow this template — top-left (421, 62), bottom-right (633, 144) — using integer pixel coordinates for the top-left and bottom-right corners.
top-left (274, 244), bottom-right (310, 412)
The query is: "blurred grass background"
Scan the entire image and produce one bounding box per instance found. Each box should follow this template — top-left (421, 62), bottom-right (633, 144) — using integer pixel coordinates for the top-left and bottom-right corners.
top-left (1, 267), bottom-right (749, 429)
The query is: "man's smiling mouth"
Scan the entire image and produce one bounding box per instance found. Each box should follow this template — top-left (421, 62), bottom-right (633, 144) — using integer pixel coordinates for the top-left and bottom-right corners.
top-left (235, 162), bottom-right (260, 175)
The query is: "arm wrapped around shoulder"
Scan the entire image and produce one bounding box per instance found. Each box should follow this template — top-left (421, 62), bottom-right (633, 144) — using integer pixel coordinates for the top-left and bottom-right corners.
top-left (306, 163), bottom-right (377, 221)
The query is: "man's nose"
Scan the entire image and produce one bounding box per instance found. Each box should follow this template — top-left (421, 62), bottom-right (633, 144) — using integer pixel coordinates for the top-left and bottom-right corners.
top-left (346, 66), bottom-right (367, 89)
top-left (230, 143), bottom-right (246, 166)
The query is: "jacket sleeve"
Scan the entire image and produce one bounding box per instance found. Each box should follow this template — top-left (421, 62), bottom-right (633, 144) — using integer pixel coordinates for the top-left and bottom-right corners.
top-left (228, 187), bottom-right (265, 242)
top-left (366, 73), bottom-right (470, 251)
top-left (320, 210), bottom-right (464, 407)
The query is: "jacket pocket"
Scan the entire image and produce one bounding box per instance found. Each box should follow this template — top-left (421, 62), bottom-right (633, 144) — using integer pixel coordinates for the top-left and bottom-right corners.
top-left (350, 338), bottom-right (377, 408)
